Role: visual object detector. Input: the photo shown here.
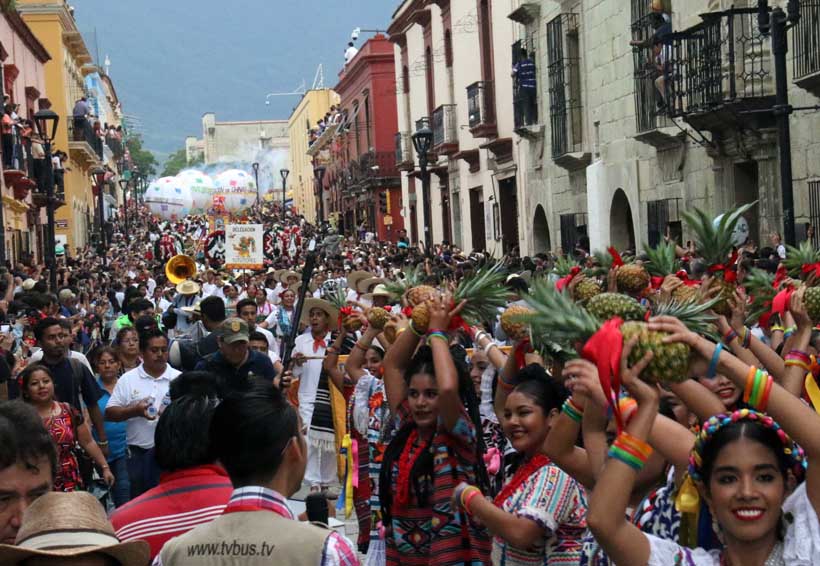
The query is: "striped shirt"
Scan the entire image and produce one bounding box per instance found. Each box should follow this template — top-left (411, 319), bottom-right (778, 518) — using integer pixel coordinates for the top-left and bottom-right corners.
top-left (112, 464), bottom-right (233, 559)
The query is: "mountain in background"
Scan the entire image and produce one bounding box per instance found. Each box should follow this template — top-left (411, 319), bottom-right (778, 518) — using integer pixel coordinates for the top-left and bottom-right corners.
top-left (73, 0), bottom-right (395, 163)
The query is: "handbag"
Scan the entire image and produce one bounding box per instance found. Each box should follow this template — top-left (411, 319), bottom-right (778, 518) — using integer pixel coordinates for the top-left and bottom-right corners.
top-left (66, 403), bottom-right (95, 489)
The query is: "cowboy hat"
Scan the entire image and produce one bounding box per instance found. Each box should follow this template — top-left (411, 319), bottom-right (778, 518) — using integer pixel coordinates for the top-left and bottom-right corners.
top-left (0, 491), bottom-right (149, 565)
top-left (362, 283), bottom-right (392, 302)
top-left (176, 280), bottom-right (201, 295)
top-left (277, 270), bottom-right (300, 284)
top-left (299, 298), bottom-right (339, 326)
top-left (357, 276), bottom-right (385, 295)
top-left (347, 270), bottom-right (373, 292)
top-left (180, 303), bottom-right (201, 315)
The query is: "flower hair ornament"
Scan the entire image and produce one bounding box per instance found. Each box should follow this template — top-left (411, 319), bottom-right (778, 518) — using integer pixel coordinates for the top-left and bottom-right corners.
top-left (688, 409), bottom-right (806, 483)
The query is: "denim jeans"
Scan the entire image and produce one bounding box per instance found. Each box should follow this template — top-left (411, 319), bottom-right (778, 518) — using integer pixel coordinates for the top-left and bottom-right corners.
top-left (127, 445), bottom-right (160, 500)
top-left (108, 456), bottom-right (130, 507)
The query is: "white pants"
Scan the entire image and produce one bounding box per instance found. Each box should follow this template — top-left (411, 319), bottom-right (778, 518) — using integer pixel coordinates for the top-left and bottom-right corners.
top-left (305, 439), bottom-right (336, 487)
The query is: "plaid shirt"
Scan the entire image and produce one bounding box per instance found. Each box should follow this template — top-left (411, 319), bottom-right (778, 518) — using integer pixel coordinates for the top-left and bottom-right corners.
top-left (153, 486), bottom-right (359, 566)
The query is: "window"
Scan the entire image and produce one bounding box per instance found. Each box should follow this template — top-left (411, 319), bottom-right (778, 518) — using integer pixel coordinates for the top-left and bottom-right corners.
top-left (546, 14), bottom-right (582, 158)
top-left (808, 180), bottom-right (820, 247)
top-left (646, 198), bottom-right (682, 248)
top-left (794, 1), bottom-right (820, 83)
top-left (560, 212), bottom-right (588, 255)
top-left (630, 0), bottom-right (672, 132)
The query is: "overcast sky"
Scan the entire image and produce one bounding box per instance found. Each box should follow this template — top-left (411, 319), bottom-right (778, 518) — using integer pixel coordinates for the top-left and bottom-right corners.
top-left (74, 0), bottom-right (395, 161)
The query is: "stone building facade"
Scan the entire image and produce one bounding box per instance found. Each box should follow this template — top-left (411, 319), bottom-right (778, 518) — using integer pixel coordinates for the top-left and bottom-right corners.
top-left (200, 113), bottom-right (289, 166)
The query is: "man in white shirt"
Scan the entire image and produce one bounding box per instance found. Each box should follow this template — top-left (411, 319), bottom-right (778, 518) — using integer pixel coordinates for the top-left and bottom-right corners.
top-left (236, 298), bottom-right (276, 352)
top-left (105, 330), bottom-right (180, 499)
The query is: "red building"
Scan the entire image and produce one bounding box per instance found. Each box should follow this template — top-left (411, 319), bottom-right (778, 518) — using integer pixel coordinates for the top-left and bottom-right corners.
top-left (313, 34), bottom-right (403, 241)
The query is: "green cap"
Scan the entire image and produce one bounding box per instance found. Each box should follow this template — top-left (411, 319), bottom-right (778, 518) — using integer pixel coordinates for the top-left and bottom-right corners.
top-left (219, 318), bottom-right (249, 344)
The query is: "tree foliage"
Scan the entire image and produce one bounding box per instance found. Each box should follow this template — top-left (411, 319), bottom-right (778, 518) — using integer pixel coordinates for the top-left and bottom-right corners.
top-left (125, 134), bottom-right (158, 177)
top-left (161, 148), bottom-right (188, 177)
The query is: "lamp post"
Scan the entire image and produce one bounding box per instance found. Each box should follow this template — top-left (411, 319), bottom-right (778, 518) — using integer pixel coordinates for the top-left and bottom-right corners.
top-left (251, 162), bottom-right (260, 207)
top-left (411, 124), bottom-right (433, 255)
top-left (280, 168), bottom-right (289, 222)
top-left (757, 0), bottom-right (801, 245)
top-left (118, 178), bottom-right (129, 244)
top-left (314, 165), bottom-right (326, 224)
top-left (33, 109), bottom-right (59, 291)
top-left (91, 166), bottom-right (107, 266)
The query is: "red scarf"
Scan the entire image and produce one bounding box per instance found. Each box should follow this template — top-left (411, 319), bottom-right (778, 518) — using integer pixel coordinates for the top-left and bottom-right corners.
top-left (494, 453), bottom-right (550, 506)
top-left (395, 429), bottom-right (429, 506)
top-left (312, 336), bottom-right (326, 353)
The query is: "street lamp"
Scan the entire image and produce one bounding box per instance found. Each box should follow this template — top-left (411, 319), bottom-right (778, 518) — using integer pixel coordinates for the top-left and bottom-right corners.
top-left (314, 165), bottom-right (326, 224)
top-left (280, 169), bottom-right (289, 222)
top-left (118, 178), bottom-right (129, 244)
top-left (251, 162), bottom-right (260, 206)
top-left (411, 124), bottom-right (434, 255)
top-left (91, 166), bottom-right (107, 266)
top-left (33, 109), bottom-right (60, 291)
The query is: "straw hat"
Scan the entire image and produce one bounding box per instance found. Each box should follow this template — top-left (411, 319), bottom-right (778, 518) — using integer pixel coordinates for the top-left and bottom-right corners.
top-left (278, 270), bottom-right (300, 284)
top-left (0, 491), bottom-right (149, 564)
top-left (299, 298), bottom-right (339, 326)
top-left (21, 278), bottom-right (36, 291)
top-left (176, 280), bottom-right (201, 295)
top-left (357, 276), bottom-right (385, 294)
top-left (362, 283), bottom-right (391, 303)
top-left (180, 302), bottom-right (201, 315)
top-left (347, 270), bottom-right (373, 293)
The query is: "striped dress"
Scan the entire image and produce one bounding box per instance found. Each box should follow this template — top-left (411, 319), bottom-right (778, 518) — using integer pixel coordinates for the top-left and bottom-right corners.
top-left (385, 402), bottom-right (491, 566)
top-left (492, 463), bottom-right (587, 566)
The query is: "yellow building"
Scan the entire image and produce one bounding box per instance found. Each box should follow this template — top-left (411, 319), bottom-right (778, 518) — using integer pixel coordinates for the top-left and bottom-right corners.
top-left (287, 89), bottom-right (339, 222)
top-left (18, 0), bottom-right (102, 252)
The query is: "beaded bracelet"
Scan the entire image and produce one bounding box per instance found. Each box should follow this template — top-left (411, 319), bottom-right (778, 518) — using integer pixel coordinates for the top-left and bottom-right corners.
top-left (561, 398), bottom-right (584, 423)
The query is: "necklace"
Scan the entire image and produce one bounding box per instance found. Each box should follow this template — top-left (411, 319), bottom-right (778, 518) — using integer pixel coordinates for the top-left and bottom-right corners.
top-left (493, 453), bottom-right (550, 507)
top-left (395, 428), bottom-right (430, 506)
top-left (720, 541), bottom-right (784, 566)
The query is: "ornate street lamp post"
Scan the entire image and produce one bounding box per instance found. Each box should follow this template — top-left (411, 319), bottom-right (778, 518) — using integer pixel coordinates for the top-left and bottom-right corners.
top-left (33, 109), bottom-right (59, 290)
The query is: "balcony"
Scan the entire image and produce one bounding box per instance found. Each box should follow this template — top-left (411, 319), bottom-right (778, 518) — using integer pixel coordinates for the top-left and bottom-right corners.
top-left (466, 81), bottom-right (497, 138)
top-left (432, 104), bottom-right (459, 155)
top-left (664, 8), bottom-right (775, 132)
top-left (3, 130), bottom-right (40, 203)
top-left (793, 0), bottom-right (820, 96)
top-left (395, 131), bottom-right (414, 171)
top-left (547, 13), bottom-right (589, 169)
top-left (67, 116), bottom-right (103, 163)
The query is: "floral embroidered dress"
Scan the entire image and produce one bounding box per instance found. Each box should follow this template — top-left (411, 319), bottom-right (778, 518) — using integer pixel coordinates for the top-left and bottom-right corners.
top-left (492, 462), bottom-right (587, 566)
top-left (385, 401), bottom-right (491, 566)
top-left (43, 402), bottom-right (82, 492)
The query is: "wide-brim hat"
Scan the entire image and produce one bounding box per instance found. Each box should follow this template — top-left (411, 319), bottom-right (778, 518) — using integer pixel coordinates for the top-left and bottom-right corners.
top-left (21, 278), bottom-right (36, 291)
top-left (300, 298), bottom-right (339, 326)
top-left (362, 283), bottom-right (391, 302)
top-left (180, 303), bottom-right (201, 315)
top-left (357, 276), bottom-right (384, 295)
top-left (0, 491), bottom-right (149, 565)
top-left (176, 280), bottom-right (201, 295)
top-left (278, 270), bottom-right (300, 284)
top-left (347, 270), bottom-right (372, 292)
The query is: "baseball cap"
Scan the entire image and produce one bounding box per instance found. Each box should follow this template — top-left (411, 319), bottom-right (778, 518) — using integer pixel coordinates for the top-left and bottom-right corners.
top-left (219, 318), bottom-right (249, 344)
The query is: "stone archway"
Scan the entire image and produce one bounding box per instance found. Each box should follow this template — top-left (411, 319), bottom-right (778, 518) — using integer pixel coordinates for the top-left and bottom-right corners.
top-left (532, 205), bottom-right (551, 253)
top-left (610, 189), bottom-right (636, 251)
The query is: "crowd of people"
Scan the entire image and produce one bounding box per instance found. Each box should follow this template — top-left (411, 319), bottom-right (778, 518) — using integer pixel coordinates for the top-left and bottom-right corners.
top-left (0, 195), bottom-right (817, 566)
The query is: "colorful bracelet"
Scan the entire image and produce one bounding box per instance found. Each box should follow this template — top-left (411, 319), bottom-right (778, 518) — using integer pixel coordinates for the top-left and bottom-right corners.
top-left (462, 487), bottom-right (481, 515)
top-left (785, 358), bottom-right (811, 372)
top-left (408, 321), bottom-right (424, 337)
top-left (786, 350), bottom-right (811, 364)
top-left (741, 326), bottom-right (751, 349)
top-left (784, 326), bottom-right (797, 338)
top-left (608, 432), bottom-right (653, 471)
top-left (706, 342), bottom-right (724, 379)
top-left (743, 366), bottom-right (758, 404)
top-left (771, 325), bottom-right (785, 333)
top-left (723, 329), bottom-right (738, 345)
top-left (757, 372), bottom-right (774, 412)
top-left (618, 432), bottom-right (653, 459)
top-left (744, 368), bottom-right (770, 408)
top-left (561, 398), bottom-right (584, 423)
top-left (426, 331), bottom-right (449, 345)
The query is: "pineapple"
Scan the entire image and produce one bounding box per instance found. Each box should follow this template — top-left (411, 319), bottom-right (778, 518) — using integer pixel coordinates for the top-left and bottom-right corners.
top-left (367, 306), bottom-right (390, 330)
top-left (327, 287), bottom-right (362, 332)
top-left (683, 203), bottom-right (755, 316)
top-left (551, 256), bottom-right (580, 278)
top-left (521, 280), bottom-right (716, 383)
top-left (616, 261), bottom-right (650, 296)
top-left (574, 277), bottom-right (603, 303)
top-left (410, 262), bottom-right (509, 332)
top-left (586, 292), bottom-right (646, 322)
top-left (783, 241), bottom-right (820, 321)
top-left (644, 242), bottom-right (696, 302)
top-left (383, 264), bottom-right (428, 304)
top-left (501, 304), bottom-right (534, 341)
top-left (743, 267), bottom-right (777, 326)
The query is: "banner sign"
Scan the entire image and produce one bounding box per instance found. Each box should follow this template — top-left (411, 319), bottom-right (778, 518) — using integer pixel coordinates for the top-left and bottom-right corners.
top-left (225, 224), bottom-right (264, 270)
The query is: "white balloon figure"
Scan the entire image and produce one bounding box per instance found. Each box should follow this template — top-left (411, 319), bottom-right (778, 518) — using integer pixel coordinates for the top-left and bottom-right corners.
top-left (215, 169), bottom-right (257, 215)
top-left (177, 170), bottom-right (216, 215)
top-left (145, 176), bottom-right (193, 221)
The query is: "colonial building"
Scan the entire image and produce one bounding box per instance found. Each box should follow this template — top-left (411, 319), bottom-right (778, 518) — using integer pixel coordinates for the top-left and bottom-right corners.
top-left (389, 0), bottom-right (521, 255)
top-left (199, 113), bottom-right (289, 166)
top-left (510, 0), bottom-right (820, 255)
top-left (288, 88), bottom-right (340, 222)
top-left (308, 34), bottom-right (404, 241)
top-left (0, 3), bottom-right (49, 264)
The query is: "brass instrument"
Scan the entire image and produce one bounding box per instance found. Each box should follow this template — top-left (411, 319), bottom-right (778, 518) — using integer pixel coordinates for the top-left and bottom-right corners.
top-left (165, 254), bottom-right (197, 285)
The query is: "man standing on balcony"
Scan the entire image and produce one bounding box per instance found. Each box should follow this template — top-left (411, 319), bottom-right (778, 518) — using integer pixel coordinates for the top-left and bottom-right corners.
top-left (512, 48), bottom-right (537, 127)
top-left (72, 97), bottom-right (89, 141)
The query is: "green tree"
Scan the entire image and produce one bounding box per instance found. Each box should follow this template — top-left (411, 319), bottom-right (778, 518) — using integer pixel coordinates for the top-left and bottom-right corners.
top-left (161, 148), bottom-right (189, 177)
top-left (125, 134), bottom-right (158, 177)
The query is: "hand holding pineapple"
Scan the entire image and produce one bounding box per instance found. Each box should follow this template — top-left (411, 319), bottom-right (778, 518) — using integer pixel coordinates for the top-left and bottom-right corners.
top-left (789, 287), bottom-right (812, 332)
top-left (426, 293), bottom-right (466, 333)
top-left (561, 359), bottom-right (608, 409)
top-left (618, 337), bottom-right (660, 408)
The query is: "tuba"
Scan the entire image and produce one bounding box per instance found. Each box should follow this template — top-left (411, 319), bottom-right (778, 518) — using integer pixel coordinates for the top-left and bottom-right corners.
top-left (165, 254), bottom-right (197, 285)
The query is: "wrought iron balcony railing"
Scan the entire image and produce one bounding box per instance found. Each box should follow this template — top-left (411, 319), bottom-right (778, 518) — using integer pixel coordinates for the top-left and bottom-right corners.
top-left (630, 0), bottom-right (673, 134)
top-left (793, 0), bottom-right (820, 93)
top-left (664, 8), bottom-right (774, 130)
top-left (466, 81), bottom-right (497, 136)
top-left (547, 13), bottom-right (583, 158)
top-left (67, 116), bottom-right (104, 160)
top-left (432, 104), bottom-right (458, 153)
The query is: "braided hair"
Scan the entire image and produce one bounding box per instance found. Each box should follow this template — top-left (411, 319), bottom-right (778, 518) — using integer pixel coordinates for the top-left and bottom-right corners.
top-left (380, 344), bottom-right (491, 525)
